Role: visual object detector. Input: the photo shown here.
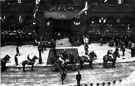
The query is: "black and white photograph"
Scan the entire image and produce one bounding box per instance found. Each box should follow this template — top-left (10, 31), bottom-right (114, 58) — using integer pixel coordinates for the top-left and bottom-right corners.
top-left (1, 0), bottom-right (135, 86)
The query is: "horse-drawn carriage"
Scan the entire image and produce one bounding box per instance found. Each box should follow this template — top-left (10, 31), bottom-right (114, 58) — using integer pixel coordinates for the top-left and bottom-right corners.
top-left (52, 57), bottom-right (78, 71)
top-left (52, 52), bottom-right (78, 72)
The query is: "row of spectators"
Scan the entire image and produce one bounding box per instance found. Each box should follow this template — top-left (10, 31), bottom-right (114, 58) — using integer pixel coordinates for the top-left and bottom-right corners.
top-left (1, 27), bottom-right (38, 46)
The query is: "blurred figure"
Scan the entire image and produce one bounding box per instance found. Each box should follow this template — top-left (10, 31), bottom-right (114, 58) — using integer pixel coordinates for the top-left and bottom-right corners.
top-left (14, 54), bottom-right (18, 66)
top-left (57, 32), bottom-right (61, 40)
top-left (62, 50), bottom-right (68, 59)
top-left (51, 38), bottom-right (56, 56)
top-left (69, 52), bottom-right (75, 64)
top-left (76, 71), bottom-right (82, 86)
top-left (84, 43), bottom-right (89, 55)
top-left (100, 37), bottom-right (103, 46)
top-left (83, 36), bottom-right (89, 44)
top-left (115, 38), bottom-right (119, 47)
top-left (131, 42), bottom-right (135, 57)
top-left (16, 46), bottom-right (20, 56)
top-left (121, 44), bottom-right (125, 56)
top-left (107, 50), bottom-right (113, 58)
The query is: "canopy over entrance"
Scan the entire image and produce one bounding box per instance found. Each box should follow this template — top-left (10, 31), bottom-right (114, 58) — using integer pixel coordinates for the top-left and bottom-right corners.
top-left (44, 11), bottom-right (80, 20)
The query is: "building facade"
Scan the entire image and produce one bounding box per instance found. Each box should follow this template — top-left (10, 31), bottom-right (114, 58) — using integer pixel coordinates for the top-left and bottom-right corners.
top-left (1, 0), bottom-right (135, 44)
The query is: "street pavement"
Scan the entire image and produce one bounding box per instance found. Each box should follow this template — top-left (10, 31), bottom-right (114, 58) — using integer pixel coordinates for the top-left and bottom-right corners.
top-left (1, 43), bottom-right (135, 67)
top-left (1, 62), bottom-right (135, 86)
top-left (1, 42), bottom-right (135, 86)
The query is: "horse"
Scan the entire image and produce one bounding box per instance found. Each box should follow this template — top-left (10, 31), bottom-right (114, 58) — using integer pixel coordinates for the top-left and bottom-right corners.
top-left (60, 65), bottom-right (67, 84)
top-left (1, 54), bottom-right (11, 72)
top-left (52, 55), bottom-right (64, 71)
top-left (78, 51), bottom-right (97, 69)
top-left (103, 51), bottom-right (120, 68)
top-left (22, 55), bottom-right (38, 72)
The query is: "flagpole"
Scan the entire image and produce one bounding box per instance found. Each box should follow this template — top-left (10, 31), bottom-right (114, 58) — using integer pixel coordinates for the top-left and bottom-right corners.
top-left (85, 0), bottom-right (88, 36)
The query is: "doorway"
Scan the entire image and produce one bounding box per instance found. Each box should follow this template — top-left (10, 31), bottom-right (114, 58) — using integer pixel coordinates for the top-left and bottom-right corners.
top-left (52, 19), bottom-right (72, 39)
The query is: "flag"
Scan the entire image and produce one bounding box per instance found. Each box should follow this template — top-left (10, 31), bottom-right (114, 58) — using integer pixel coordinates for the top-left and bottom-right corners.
top-left (78, 1), bottom-right (88, 15)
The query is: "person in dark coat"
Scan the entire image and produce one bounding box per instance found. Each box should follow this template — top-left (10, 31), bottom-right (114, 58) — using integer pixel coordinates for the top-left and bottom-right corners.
top-left (38, 44), bottom-right (42, 64)
top-left (76, 71), bottom-right (82, 86)
top-left (115, 47), bottom-right (119, 52)
top-left (16, 46), bottom-right (20, 56)
top-left (14, 54), bottom-right (18, 66)
top-left (51, 38), bottom-right (56, 56)
top-left (115, 39), bottom-right (119, 47)
top-left (69, 52), bottom-right (75, 64)
top-left (131, 42), bottom-right (135, 57)
top-left (84, 43), bottom-right (89, 55)
top-left (121, 45), bottom-right (125, 56)
top-left (100, 37), bottom-right (103, 46)
top-left (62, 50), bottom-right (68, 59)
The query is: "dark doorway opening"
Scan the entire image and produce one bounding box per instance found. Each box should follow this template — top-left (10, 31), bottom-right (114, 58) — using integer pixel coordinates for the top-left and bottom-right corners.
top-left (52, 19), bottom-right (72, 39)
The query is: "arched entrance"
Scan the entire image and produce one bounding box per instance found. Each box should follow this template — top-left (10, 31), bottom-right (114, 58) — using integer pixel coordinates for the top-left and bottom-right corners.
top-left (44, 11), bottom-right (80, 39)
top-left (52, 19), bottom-right (72, 38)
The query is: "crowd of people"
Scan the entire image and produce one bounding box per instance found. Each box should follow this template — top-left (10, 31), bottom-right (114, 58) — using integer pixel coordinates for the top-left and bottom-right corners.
top-left (108, 35), bottom-right (135, 57)
top-left (1, 27), bottom-right (38, 46)
top-left (1, 30), bottom-right (135, 86)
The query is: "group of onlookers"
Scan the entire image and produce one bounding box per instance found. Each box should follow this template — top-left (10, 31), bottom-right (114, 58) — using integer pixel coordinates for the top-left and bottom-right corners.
top-left (1, 28), bottom-right (37, 46)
